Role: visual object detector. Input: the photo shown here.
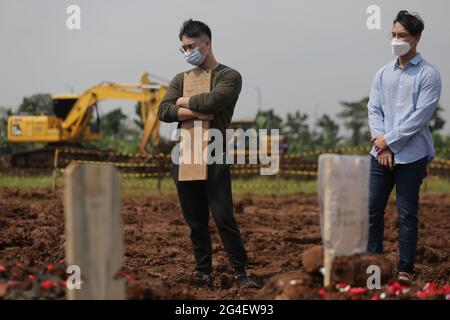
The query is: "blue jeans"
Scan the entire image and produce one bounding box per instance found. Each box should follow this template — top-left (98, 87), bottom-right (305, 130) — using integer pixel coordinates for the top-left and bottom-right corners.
top-left (368, 155), bottom-right (428, 273)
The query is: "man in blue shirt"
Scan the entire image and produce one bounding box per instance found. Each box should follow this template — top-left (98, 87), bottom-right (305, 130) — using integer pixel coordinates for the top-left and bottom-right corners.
top-left (367, 11), bottom-right (441, 286)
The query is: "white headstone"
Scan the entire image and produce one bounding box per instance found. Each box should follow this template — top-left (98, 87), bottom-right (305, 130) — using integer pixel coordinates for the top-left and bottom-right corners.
top-left (318, 154), bottom-right (370, 286)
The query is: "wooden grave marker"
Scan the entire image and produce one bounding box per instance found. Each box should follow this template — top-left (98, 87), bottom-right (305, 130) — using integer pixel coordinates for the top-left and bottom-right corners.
top-left (64, 163), bottom-right (125, 299)
top-left (178, 68), bottom-right (211, 181)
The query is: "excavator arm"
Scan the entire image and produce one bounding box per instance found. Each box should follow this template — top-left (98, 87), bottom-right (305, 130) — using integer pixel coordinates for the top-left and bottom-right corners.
top-left (61, 73), bottom-right (167, 153)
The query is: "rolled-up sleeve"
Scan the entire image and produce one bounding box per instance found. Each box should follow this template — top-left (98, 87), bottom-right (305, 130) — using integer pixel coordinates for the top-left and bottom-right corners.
top-left (188, 69), bottom-right (242, 114)
top-left (158, 73), bottom-right (184, 123)
top-left (384, 69), bottom-right (441, 153)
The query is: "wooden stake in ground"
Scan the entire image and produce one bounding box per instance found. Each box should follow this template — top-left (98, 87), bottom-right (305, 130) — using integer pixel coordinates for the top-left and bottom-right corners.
top-left (64, 163), bottom-right (125, 300)
top-left (318, 154), bottom-right (370, 287)
top-left (51, 149), bottom-right (59, 193)
top-left (178, 68), bottom-right (211, 181)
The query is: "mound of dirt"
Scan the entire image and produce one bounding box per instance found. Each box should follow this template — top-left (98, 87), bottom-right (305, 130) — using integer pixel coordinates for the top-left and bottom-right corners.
top-left (0, 188), bottom-right (449, 299)
top-left (302, 245), bottom-right (323, 274)
top-left (330, 253), bottom-right (393, 287)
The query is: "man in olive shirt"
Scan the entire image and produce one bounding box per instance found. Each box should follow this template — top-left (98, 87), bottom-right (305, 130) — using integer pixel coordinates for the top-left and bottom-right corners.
top-left (158, 19), bottom-right (258, 289)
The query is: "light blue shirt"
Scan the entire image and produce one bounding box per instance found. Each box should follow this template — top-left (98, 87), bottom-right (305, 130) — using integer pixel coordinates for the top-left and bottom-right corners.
top-left (368, 53), bottom-right (442, 164)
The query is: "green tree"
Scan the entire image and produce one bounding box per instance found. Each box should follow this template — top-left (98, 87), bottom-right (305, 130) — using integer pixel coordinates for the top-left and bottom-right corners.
top-left (429, 104), bottom-right (445, 133)
top-left (255, 109), bottom-right (283, 130)
top-left (284, 111), bottom-right (312, 152)
top-left (0, 106), bottom-right (13, 154)
top-left (430, 104), bottom-right (448, 156)
top-left (100, 108), bottom-right (127, 135)
top-left (134, 102), bottom-right (144, 131)
top-left (313, 114), bottom-right (341, 148)
top-left (338, 97), bottom-right (370, 146)
top-left (17, 93), bottom-right (53, 115)
top-left (433, 131), bottom-right (450, 157)
top-left (85, 108), bottom-right (141, 153)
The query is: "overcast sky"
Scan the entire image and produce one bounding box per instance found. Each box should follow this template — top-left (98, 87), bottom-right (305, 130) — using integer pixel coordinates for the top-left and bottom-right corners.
top-left (1, 0), bottom-right (449, 137)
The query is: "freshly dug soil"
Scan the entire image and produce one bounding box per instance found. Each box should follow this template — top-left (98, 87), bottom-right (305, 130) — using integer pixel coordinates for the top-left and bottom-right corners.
top-left (0, 188), bottom-right (448, 299)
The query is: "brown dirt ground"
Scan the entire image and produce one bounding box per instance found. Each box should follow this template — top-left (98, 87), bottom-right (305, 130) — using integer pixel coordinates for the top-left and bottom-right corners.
top-left (0, 187), bottom-right (449, 299)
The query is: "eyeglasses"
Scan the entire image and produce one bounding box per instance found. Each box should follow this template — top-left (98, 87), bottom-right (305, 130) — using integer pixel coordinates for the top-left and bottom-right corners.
top-left (179, 40), bottom-right (205, 54)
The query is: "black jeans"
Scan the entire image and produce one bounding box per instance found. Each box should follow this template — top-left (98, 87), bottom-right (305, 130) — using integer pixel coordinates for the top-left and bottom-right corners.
top-left (171, 164), bottom-right (248, 274)
top-left (368, 155), bottom-right (428, 273)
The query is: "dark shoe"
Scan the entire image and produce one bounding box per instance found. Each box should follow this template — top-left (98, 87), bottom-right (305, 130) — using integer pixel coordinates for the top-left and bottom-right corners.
top-left (397, 272), bottom-right (412, 286)
top-left (235, 274), bottom-right (261, 289)
top-left (193, 271), bottom-right (213, 288)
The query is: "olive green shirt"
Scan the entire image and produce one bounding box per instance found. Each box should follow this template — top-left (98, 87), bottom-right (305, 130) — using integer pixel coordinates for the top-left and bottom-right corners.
top-left (157, 64), bottom-right (242, 135)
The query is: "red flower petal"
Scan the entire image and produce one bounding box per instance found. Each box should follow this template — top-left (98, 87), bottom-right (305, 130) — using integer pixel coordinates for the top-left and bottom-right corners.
top-left (442, 284), bottom-right (450, 294)
top-left (41, 280), bottom-right (54, 289)
top-left (349, 287), bottom-right (367, 295)
top-left (318, 288), bottom-right (328, 298)
top-left (7, 280), bottom-right (18, 287)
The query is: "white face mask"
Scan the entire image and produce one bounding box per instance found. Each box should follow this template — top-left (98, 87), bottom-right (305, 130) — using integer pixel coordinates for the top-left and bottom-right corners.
top-left (391, 38), bottom-right (411, 56)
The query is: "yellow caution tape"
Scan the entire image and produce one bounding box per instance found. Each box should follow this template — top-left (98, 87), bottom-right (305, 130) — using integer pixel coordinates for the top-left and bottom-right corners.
top-left (62, 159), bottom-right (161, 168)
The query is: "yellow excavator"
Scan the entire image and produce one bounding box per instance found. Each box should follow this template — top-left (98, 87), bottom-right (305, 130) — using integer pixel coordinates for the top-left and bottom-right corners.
top-left (7, 72), bottom-right (167, 167)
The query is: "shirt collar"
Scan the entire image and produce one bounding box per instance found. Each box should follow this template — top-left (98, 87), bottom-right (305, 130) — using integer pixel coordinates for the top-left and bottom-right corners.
top-left (409, 53), bottom-right (423, 65)
top-left (394, 53), bottom-right (423, 70)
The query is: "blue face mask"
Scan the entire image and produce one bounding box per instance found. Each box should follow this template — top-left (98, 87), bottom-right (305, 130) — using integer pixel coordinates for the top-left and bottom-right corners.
top-left (184, 47), bottom-right (206, 66)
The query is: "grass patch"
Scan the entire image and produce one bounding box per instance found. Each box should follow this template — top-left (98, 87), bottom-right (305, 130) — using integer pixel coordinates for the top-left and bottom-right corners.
top-left (0, 174), bottom-right (56, 189)
top-left (421, 177), bottom-right (450, 193)
top-left (1, 174), bottom-right (449, 195)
